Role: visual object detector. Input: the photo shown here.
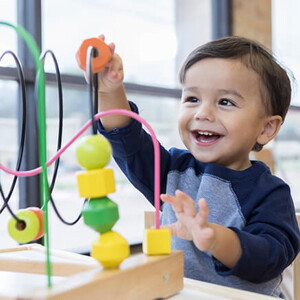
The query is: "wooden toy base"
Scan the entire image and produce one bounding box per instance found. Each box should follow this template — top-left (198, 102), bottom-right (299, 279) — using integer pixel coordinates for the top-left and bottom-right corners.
top-left (0, 244), bottom-right (184, 300)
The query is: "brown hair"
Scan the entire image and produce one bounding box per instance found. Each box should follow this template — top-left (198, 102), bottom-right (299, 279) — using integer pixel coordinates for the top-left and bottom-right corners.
top-left (179, 36), bottom-right (292, 151)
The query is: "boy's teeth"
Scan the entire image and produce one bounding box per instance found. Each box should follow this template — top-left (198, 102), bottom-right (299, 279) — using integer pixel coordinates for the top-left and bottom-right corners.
top-left (198, 131), bottom-right (213, 136)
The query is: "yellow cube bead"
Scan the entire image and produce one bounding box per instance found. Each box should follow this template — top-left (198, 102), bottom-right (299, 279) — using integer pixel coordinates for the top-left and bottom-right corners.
top-left (92, 231), bottom-right (130, 268)
top-left (143, 228), bottom-right (171, 255)
top-left (76, 168), bottom-right (115, 198)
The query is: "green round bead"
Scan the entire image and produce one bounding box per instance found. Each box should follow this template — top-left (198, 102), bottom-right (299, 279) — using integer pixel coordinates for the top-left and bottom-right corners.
top-left (76, 134), bottom-right (112, 170)
top-left (82, 197), bottom-right (119, 233)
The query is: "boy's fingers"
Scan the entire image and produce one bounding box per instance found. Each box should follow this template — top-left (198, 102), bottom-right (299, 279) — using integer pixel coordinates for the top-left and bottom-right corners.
top-left (161, 194), bottom-right (183, 213)
top-left (109, 54), bottom-right (123, 72)
top-left (108, 42), bottom-right (116, 54)
top-left (99, 53), bottom-right (124, 85)
top-left (197, 198), bottom-right (209, 225)
top-left (97, 34), bottom-right (115, 57)
top-left (161, 190), bottom-right (197, 216)
top-left (176, 190), bottom-right (196, 216)
top-left (98, 34), bottom-right (105, 40)
top-left (198, 198), bottom-right (209, 215)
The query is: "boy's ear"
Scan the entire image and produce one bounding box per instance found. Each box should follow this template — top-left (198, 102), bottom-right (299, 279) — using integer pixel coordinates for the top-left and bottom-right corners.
top-left (257, 115), bottom-right (282, 146)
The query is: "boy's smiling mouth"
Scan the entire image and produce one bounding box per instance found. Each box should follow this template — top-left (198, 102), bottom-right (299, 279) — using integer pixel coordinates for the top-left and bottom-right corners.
top-left (192, 130), bottom-right (223, 145)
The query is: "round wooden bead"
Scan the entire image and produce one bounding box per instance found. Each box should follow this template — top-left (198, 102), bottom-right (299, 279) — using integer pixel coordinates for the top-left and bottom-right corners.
top-left (76, 135), bottom-right (112, 170)
top-left (8, 210), bottom-right (40, 243)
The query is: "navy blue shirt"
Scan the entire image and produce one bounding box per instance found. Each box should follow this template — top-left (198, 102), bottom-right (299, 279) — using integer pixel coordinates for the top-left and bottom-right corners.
top-left (98, 102), bottom-right (300, 297)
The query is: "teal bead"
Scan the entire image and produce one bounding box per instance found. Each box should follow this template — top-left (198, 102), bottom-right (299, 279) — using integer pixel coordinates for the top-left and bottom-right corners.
top-left (82, 197), bottom-right (119, 233)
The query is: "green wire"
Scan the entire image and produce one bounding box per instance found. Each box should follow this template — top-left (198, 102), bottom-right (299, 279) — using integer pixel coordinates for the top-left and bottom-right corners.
top-left (0, 21), bottom-right (52, 287)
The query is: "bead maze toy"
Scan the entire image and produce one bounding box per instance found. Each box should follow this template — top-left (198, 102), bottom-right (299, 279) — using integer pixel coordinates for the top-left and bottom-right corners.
top-left (0, 22), bottom-right (183, 299)
top-left (76, 133), bottom-right (130, 268)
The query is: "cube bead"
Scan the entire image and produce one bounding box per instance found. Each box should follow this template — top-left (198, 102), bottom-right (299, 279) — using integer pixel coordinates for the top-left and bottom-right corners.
top-left (143, 228), bottom-right (171, 255)
top-left (77, 168), bottom-right (115, 198)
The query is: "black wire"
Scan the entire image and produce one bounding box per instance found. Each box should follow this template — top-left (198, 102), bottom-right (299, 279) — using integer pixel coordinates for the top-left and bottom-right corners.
top-left (0, 50), bottom-right (27, 223)
top-left (93, 72), bottom-right (98, 125)
top-left (50, 195), bottom-right (85, 226)
top-left (86, 46), bottom-right (98, 135)
top-left (40, 50), bottom-right (63, 192)
top-left (40, 50), bottom-right (83, 225)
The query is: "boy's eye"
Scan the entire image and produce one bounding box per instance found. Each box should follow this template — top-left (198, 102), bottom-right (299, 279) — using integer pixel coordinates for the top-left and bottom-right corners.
top-left (219, 98), bottom-right (234, 106)
top-left (185, 96), bottom-right (199, 103)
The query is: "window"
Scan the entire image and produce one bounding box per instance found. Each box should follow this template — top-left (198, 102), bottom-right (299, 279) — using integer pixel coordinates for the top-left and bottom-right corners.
top-left (272, 0), bottom-right (300, 106)
top-left (43, 0), bottom-right (178, 87)
top-left (272, 0), bottom-right (300, 211)
top-left (0, 81), bottom-right (19, 248)
top-left (0, 0), bottom-right (212, 250)
top-left (0, 0), bottom-right (19, 248)
top-left (42, 0), bottom-right (212, 250)
top-left (0, 1), bottom-right (17, 57)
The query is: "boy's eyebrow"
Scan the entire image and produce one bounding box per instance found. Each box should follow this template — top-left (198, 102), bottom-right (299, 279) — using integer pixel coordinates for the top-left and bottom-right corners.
top-left (183, 87), bottom-right (244, 99)
top-left (218, 89), bottom-right (244, 99)
top-left (182, 86), bottom-right (199, 92)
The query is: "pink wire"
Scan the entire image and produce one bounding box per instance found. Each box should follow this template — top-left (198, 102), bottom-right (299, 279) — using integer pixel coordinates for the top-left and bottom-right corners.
top-left (0, 109), bottom-right (161, 229)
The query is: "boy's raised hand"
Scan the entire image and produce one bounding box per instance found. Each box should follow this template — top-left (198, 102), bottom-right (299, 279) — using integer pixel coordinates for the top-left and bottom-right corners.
top-left (97, 34), bottom-right (124, 94)
top-left (78, 34), bottom-right (131, 130)
top-left (161, 190), bottom-right (216, 252)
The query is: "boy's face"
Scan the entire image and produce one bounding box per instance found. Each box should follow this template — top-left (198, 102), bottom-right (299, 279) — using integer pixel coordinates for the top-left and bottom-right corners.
top-left (178, 57), bottom-right (278, 171)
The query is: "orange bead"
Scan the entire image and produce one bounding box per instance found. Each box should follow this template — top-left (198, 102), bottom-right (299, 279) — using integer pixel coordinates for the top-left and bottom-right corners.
top-left (27, 207), bottom-right (44, 240)
top-left (76, 37), bottom-right (112, 73)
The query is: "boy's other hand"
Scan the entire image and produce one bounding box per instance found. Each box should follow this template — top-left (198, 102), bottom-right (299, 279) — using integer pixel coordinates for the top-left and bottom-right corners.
top-left (161, 190), bottom-right (216, 252)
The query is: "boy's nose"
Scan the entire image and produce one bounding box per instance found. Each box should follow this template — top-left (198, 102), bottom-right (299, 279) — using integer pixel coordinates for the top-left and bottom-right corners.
top-left (194, 103), bottom-right (215, 121)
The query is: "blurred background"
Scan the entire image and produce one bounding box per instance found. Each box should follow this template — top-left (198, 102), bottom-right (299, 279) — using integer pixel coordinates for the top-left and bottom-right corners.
top-left (0, 0), bottom-right (299, 252)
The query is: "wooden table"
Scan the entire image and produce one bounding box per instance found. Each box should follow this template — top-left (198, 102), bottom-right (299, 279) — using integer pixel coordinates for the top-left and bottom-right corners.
top-left (0, 244), bottom-right (279, 300)
top-left (169, 278), bottom-right (278, 300)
